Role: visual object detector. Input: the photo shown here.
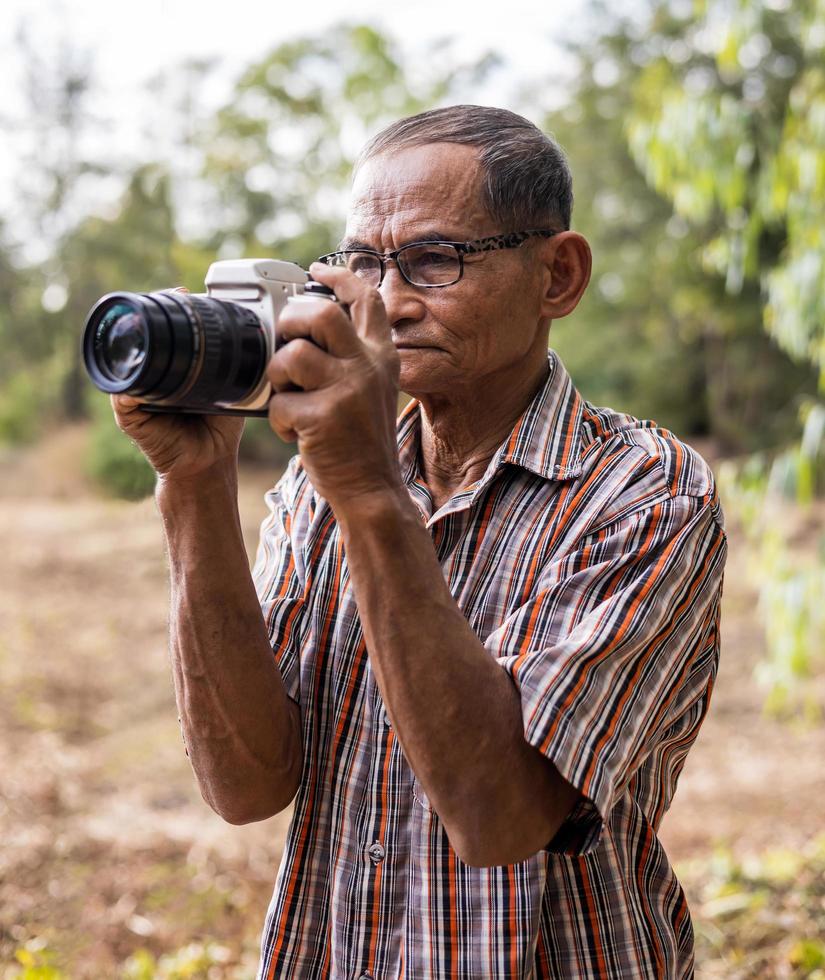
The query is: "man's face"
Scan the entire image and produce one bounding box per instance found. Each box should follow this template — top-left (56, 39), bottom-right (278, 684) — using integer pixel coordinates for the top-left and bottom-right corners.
top-left (344, 143), bottom-right (551, 399)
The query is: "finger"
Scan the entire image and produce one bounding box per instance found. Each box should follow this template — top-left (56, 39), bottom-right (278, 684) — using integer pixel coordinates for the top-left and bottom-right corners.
top-left (110, 395), bottom-right (155, 438)
top-left (271, 419), bottom-right (297, 443)
top-left (111, 393), bottom-right (149, 416)
top-left (267, 390), bottom-right (307, 443)
top-left (267, 338), bottom-right (341, 393)
top-left (277, 296), bottom-right (361, 359)
top-left (308, 263), bottom-right (390, 344)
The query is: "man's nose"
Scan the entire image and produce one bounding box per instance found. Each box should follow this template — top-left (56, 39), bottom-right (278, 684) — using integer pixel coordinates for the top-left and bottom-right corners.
top-left (378, 262), bottom-right (424, 322)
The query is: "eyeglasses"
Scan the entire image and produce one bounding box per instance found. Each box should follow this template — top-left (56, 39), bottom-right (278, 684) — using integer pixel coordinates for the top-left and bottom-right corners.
top-left (316, 229), bottom-right (559, 288)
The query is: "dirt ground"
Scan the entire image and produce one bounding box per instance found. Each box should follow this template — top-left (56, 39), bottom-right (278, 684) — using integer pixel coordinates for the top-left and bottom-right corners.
top-left (1, 426), bottom-right (823, 978)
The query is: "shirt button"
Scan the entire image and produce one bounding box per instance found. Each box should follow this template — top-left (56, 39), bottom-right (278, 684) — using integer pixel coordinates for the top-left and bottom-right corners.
top-left (381, 709), bottom-right (392, 728)
top-left (358, 973), bottom-right (374, 980)
top-left (367, 841), bottom-right (385, 865)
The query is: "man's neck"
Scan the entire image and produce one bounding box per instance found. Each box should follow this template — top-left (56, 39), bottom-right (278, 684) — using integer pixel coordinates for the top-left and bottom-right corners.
top-left (414, 354), bottom-right (551, 511)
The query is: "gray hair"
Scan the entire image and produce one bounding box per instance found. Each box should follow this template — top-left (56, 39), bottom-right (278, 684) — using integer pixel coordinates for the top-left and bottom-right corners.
top-left (355, 105), bottom-right (573, 231)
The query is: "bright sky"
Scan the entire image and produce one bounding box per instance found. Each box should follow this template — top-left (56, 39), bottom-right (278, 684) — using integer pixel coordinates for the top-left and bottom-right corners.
top-left (0, 0), bottom-right (589, 93)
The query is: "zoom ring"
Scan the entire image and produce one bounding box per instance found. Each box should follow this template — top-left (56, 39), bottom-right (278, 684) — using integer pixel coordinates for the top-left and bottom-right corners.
top-left (188, 296), bottom-right (231, 404)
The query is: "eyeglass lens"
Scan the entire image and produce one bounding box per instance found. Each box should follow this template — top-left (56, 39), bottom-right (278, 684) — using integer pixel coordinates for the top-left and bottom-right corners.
top-left (334, 243), bottom-right (462, 286)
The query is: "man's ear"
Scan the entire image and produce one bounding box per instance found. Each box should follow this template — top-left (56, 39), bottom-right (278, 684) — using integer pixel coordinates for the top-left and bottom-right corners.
top-left (538, 232), bottom-right (592, 320)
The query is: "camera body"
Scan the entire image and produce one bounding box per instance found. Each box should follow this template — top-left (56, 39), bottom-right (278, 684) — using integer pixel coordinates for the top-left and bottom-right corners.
top-left (82, 258), bottom-right (335, 417)
top-left (199, 258), bottom-right (313, 415)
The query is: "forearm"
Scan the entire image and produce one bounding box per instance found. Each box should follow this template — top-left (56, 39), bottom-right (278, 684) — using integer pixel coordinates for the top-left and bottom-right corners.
top-left (156, 462), bottom-right (302, 824)
top-left (336, 489), bottom-right (575, 865)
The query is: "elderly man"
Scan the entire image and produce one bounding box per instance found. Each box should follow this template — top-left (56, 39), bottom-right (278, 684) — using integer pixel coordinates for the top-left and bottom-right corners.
top-left (114, 105), bottom-right (727, 979)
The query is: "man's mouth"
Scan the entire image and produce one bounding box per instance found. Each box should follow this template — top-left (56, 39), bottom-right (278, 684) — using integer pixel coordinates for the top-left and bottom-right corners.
top-left (392, 338), bottom-right (435, 349)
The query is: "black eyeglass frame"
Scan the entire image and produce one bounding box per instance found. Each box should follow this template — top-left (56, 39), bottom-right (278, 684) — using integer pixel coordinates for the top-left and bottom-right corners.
top-left (317, 228), bottom-right (560, 288)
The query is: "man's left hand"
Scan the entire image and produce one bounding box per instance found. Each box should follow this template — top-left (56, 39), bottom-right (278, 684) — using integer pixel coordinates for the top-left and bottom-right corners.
top-left (266, 262), bottom-right (403, 511)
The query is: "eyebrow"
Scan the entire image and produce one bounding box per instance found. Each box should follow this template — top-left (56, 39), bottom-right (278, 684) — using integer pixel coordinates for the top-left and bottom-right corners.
top-left (336, 231), bottom-right (457, 251)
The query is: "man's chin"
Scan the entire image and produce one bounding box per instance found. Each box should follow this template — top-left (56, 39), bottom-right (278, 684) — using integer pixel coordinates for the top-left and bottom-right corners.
top-left (399, 362), bottom-right (427, 393)
top-left (399, 366), bottom-right (446, 400)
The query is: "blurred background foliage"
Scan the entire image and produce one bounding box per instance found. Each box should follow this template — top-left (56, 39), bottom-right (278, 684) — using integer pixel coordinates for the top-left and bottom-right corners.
top-left (2, 2), bottom-right (825, 973)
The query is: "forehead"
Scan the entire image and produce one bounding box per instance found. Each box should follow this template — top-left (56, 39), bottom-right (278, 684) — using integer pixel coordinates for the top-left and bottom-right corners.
top-left (346, 143), bottom-right (491, 242)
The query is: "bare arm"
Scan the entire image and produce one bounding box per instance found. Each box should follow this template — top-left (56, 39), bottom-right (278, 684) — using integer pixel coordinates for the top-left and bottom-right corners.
top-left (156, 461), bottom-right (303, 824)
top-left (110, 383), bottom-right (302, 826)
top-left (335, 489), bottom-right (579, 866)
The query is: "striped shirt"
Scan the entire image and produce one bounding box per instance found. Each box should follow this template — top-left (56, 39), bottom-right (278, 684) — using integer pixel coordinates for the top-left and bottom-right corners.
top-left (252, 351), bottom-right (727, 979)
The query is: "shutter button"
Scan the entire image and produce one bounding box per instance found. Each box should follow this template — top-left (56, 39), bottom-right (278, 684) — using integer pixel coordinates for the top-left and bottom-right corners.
top-left (367, 841), bottom-right (385, 865)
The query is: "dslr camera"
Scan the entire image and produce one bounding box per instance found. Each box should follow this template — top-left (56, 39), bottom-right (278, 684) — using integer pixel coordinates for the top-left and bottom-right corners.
top-left (82, 259), bottom-right (334, 416)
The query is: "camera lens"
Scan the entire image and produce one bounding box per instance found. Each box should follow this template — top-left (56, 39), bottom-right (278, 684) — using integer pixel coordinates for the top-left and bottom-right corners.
top-left (97, 302), bottom-right (148, 381)
top-left (82, 290), bottom-right (268, 410)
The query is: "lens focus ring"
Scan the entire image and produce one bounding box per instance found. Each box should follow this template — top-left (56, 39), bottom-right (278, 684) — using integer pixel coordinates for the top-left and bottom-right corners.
top-left (187, 296), bottom-right (225, 404)
top-left (180, 295), bottom-right (265, 407)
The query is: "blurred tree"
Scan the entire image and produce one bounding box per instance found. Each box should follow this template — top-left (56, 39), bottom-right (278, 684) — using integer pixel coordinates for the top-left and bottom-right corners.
top-left (627, 0), bottom-right (825, 388)
top-left (1, 22), bottom-right (112, 422)
top-left (0, 226), bottom-right (34, 371)
top-left (541, 7), bottom-right (818, 452)
top-left (0, 225), bottom-right (43, 443)
top-left (622, 0), bottom-right (825, 713)
top-left (9, 23), bottom-right (103, 253)
top-left (57, 164), bottom-right (180, 418)
top-left (199, 24), bottom-right (498, 265)
top-left (59, 165), bottom-right (179, 310)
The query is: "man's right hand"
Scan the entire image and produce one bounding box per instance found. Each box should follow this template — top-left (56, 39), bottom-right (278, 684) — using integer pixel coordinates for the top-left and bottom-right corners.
top-left (111, 394), bottom-right (245, 482)
top-left (109, 285), bottom-right (245, 482)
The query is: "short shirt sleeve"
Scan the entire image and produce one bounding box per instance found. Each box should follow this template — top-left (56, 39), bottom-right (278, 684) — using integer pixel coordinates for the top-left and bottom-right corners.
top-left (252, 456), bottom-right (309, 706)
top-left (484, 492), bottom-right (727, 856)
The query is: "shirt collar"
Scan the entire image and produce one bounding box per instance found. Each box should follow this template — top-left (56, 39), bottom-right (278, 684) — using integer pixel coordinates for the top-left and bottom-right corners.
top-left (396, 351), bottom-right (584, 491)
